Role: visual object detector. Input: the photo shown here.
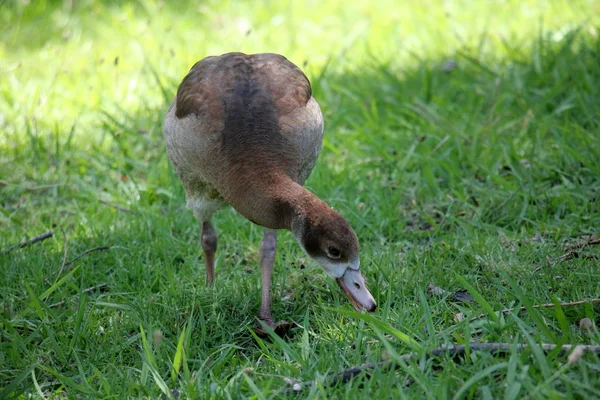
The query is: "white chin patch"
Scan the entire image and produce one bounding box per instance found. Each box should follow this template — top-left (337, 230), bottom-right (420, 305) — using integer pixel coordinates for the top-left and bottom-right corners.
top-left (317, 258), bottom-right (347, 279)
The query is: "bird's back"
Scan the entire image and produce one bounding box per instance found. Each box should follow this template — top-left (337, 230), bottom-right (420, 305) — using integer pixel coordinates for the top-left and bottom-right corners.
top-left (164, 53), bottom-right (324, 202)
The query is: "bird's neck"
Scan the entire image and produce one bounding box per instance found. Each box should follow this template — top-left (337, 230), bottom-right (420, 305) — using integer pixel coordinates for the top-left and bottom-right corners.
top-left (226, 173), bottom-right (328, 230)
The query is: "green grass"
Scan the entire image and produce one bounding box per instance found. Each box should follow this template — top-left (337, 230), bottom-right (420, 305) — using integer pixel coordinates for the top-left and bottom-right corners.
top-left (1, 0), bottom-right (600, 398)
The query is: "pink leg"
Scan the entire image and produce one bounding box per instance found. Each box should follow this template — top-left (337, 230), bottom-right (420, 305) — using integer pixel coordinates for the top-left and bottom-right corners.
top-left (201, 221), bottom-right (217, 286)
top-left (258, 229), bottom-right (277, 324)
top-left (254, 229), bottom-right (294, 336)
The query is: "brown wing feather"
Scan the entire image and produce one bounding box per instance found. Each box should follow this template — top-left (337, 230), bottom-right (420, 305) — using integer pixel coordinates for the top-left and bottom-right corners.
top-left (249, 53), bottom-right (312, 116)
top-left (175, 52), bottom-right (311, 120)
top-left (175, 55), bottom-right (223, 120)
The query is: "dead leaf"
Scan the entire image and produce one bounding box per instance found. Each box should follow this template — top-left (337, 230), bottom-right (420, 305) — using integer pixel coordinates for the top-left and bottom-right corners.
top-left (428, 284), bottom-right (473, 303)
top-left (579, 317), bottom-right (594, 334)
top-left (453, 290), bottom-right (474, 303)
top-left (282, 290), bottom-right (295, 301)
top-left (427, 284), bottom-right (447, 296)
top-left (454, 312), bottom-right (465, 322)
top-left (153, 329), bottom-right (163, 346)
top-left (568, 345), bottom-right (585, 364)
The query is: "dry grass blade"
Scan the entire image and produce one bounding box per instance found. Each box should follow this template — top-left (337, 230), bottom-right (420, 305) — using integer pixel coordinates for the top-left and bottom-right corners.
top-left (546, 251), bottom-right (599, 267)
top-left (57, 246), bottom-right (111, 276)
top-left (539, 235), bottom-right (600, 269)
top-left (565, 235), bottom-right (600, 251)
top-left (0, 230), bottom-right (54, 256)
top-left (283, 343), bottom-right (600, 394)
top-left (469, 299), bottom-right (600, 322)
top-left (99, 199), bottom-right (136, 214)
top-left (48, 283), bottom-right (109, 308)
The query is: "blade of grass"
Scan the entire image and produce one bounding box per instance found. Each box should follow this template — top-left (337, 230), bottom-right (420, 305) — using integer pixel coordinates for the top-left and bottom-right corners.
top-left (91, 364), bottom-right (111, 397)
top-left (502, 272), bottom-right (556, 342)
top-left (372, 328), bottom-right (434, 398)
top-left (68, 282), bottom-right (88, 354)
top-left (39, 364), bottom-right (97, 395)
top-left (171, 324), bottom-right (186, 383)
top-left (253, 321), bottom-right (302, 365)
top-left (512, 315), bottom-right (552, 380)
top-left (452, 362), bottom-right (508, 400)
top-left (139, 325), bottom-right (172, 397)
top-left (39, 265), bottom-right (80, 301)
top-left (552, 296), bottom-right (571, 342)
top-left (455, 274), bottom-right (499, 322)
top-left (243, 372), bottom-right (267, 400)
top-left (329, 307), bottom-right (422, 349)
top-left (146, 360), bottom-right (172, 399)
top-left (504, 341), bottom-right (523, 400)
top-left (31, 368), bottom-right (46, 399)
top-left (0, 365), bottom-right (34, 399)
top-left (418, 289), bottom-right (436, 337)
top-left (71, 350), bottom-right (93, 392)
top-left (25, 284), bottom-right (66, 362)
top-left (139, 325), bottom-right (152, 386)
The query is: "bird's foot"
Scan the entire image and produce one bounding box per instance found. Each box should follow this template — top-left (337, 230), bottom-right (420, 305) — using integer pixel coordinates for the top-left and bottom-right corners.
top-left (253, 318), bottom-right (295, 337)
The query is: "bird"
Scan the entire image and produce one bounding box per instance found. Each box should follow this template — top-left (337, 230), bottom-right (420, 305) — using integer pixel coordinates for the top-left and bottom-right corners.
top-left (163, 52), bottom-right (376, 334)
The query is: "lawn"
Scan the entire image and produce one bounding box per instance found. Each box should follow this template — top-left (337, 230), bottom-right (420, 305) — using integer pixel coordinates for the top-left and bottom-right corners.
top-left (1, 0), bottom-right (600, 398)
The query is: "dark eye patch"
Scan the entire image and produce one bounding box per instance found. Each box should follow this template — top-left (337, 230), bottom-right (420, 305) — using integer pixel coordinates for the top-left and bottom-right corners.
top-left (328, 246), bottom-right (341, 258)
top-left (300, 220), bottom-right (323, 258)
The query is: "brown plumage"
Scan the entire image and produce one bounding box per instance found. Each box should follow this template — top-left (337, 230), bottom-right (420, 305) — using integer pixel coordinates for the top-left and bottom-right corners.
top-left (164, 52), bottom-right (375, 333)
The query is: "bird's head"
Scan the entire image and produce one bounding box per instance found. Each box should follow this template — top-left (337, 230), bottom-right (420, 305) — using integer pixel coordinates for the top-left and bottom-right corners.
top-left (292, 206), bottom-right (376, 312)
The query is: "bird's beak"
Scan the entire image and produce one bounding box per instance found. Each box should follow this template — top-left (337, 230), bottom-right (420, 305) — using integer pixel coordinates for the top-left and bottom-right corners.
top-left (336, 269), bottom-right (377, 312)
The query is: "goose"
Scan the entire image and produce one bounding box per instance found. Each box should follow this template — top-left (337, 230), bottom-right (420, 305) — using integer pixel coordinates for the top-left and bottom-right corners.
top-left (164, 52), bottom-right (376, 333)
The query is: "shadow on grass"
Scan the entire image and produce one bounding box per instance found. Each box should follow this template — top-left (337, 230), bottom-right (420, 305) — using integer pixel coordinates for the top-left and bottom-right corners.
top-left (308, 29), bottom-right (599, 240)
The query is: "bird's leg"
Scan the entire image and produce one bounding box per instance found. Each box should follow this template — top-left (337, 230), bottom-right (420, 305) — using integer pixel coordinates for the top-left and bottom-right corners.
top-left (201, 221), bottom-right (217, 286)
top-left (254, 229), bottom-right (293, 336)
top-left (258, 228), bottom-right (277, 325)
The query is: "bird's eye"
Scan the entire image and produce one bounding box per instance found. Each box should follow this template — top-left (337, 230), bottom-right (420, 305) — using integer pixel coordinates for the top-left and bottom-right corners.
top-left (327, 246), bottom-right (341, 259)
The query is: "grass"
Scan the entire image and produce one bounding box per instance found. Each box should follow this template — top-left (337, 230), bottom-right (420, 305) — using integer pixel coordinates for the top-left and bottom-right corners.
top-left (1, 0), bottom-right (600, 398)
